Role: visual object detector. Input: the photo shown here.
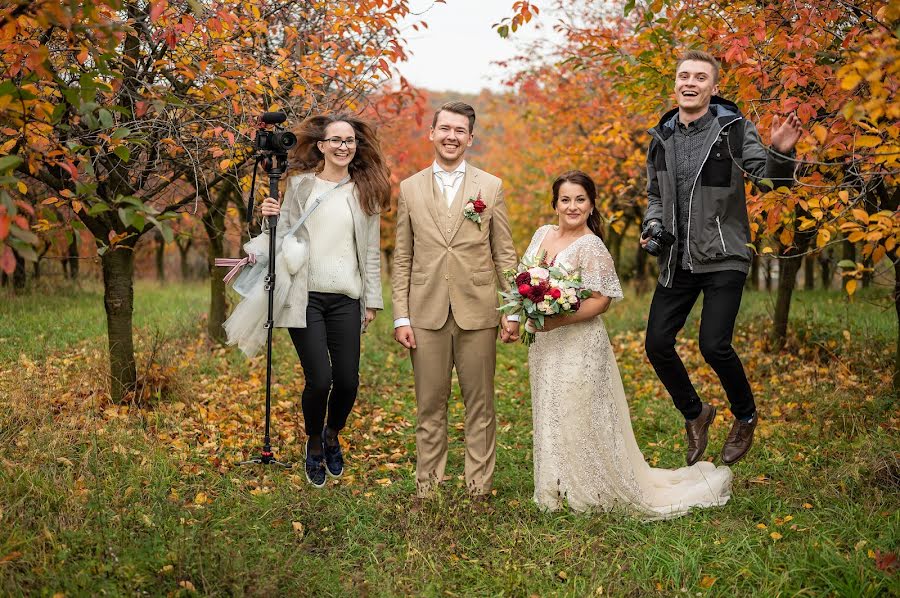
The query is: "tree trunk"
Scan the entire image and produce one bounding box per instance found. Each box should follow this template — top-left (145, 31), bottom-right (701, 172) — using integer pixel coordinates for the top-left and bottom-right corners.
top-left (33, 243), bottom-right (50, 280)
top-left (155, 233), bottom-right (166, 282)
top-left (12, 251), bottom-right (25, 289)
top-left (633, 243), bottom-right (651, 295)
top-left (605, 223), bottom-right (626, 275)
top-left (233, 189), bottom-right (255, 249)
top-left (207, 239), bottom-right (227, 344)
top-left (66, 236), bottom-right (80, 280)
top-left (748, 240), bottom-right (760, 290)
top-left (763, 257), bottom-right (772, 291)
top-left (101, 245), bottom-right (137, 402)
top-left (819, 248), bottom-right (832, 290)
top-left (771, 232), bottom-right (814, 350)
top-left (203, 182), bottom-right (233, 344)
top-left (894, 260), bottom-right (899, 397)
top-left (177, 238), bottom-right (193, 281)
top-left (804, 253), bottom-right (815, 290)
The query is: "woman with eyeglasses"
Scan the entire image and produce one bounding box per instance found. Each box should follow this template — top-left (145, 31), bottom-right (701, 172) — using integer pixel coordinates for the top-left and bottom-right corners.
top-left (257, 114), bottom-right (391, 487)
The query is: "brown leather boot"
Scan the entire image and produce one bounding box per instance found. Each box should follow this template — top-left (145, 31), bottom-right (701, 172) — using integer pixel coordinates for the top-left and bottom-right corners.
top-left (721, 415), bottom-right (758, 465)
top-left (684, 402), bottom-right (716, 466)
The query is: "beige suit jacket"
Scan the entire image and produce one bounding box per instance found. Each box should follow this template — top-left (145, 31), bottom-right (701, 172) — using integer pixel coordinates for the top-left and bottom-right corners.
top-left (391, 164), bottom-right (517, 331)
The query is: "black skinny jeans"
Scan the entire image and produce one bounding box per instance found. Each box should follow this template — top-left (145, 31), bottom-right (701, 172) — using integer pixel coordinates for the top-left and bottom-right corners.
top-left (644, 268), bottom-right (756, 421)
top-left (288, 292), bottom-right (361, 436)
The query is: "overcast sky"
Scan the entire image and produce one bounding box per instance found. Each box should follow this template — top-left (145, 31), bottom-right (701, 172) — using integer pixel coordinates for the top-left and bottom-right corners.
top-left (396, 0), bottom-right (560, 94)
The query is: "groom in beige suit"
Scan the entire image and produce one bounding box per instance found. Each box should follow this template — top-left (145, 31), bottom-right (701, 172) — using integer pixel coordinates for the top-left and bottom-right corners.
top-left (392, 101), bottom-right (519, 498)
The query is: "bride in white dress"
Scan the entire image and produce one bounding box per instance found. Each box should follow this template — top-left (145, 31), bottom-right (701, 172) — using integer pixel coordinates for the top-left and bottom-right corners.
top-left (527, 171), bottom-right (732, 520)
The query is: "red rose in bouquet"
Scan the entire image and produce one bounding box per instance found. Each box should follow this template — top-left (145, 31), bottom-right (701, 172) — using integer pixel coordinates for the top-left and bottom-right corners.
top-left (518, 283), bottom-right (531, 295)
top-left (550, 288), bottom-right (562, 299)
top-left (527, 281), bottom-right (549, 303)
top-left (515, 271), bottom-right (531, 286)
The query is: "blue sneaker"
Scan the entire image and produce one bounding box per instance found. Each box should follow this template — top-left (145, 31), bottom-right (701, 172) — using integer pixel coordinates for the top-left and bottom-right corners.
top-left (304, 439), bottom-right (326, 488)
top-left (322, 427), bottom-right (344, 478)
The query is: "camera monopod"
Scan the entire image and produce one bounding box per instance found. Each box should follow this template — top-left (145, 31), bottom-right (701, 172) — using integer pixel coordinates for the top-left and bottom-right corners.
top-left (240, 111), bottom-right (297, 469)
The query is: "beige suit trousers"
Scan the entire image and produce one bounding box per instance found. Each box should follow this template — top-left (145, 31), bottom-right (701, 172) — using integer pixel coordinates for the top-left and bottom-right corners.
top-left (411, 309), bottom-right (497, 497)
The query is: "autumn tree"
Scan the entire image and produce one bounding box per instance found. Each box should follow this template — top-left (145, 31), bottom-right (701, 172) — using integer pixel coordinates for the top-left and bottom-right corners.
top-left (1, 0), bottom-right (415, 401)
top-left (499, 0), bottom-right (898, 378)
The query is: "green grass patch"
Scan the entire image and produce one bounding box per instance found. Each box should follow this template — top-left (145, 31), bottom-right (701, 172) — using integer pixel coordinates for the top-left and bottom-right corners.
top-left (0, 281), bottom-right (897, 595)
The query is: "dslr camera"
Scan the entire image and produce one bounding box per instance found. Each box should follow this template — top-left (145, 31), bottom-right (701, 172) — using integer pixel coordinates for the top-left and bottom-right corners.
top-left (642, 220), bottom-right (676, 256)
top-left (255, 112), bottom-right (297, 156)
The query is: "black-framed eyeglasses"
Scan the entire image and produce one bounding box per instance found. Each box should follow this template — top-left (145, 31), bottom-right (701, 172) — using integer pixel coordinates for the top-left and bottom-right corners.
top-left (321, 137), bottom-right (357, 148)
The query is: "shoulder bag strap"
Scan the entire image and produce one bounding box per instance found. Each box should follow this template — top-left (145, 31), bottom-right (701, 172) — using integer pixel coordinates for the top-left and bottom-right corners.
top-left (284, 175), bottom-right (351, 237)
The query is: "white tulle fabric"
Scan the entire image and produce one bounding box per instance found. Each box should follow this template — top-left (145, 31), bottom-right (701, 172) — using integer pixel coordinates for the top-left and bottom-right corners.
top-left (222, 233), bottom-right (292, 358)
top-left (526, 225), bottom-right (732, 520)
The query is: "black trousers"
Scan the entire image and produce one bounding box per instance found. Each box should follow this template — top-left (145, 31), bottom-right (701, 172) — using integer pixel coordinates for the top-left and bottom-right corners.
top-left (288, 292), bottom-right (361, 436)
top-left (645, 268), bottom-right (756, 421)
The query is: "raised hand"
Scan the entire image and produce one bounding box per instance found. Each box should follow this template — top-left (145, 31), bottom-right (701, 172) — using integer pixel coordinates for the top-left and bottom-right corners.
top-left (770, 113), bottom-right (803, 154)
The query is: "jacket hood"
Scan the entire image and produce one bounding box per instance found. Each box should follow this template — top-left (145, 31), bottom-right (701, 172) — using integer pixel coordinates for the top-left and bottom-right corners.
top-left (651, 96), bottom-right (743, 140)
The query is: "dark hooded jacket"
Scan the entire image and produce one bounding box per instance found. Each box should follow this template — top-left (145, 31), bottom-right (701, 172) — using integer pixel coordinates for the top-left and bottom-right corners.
top-left (643, 96), bottom-right (796, 287)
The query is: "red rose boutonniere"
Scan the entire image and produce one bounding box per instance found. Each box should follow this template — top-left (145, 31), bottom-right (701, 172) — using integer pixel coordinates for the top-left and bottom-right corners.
top-left (463, 191), bottom-right (486, 229)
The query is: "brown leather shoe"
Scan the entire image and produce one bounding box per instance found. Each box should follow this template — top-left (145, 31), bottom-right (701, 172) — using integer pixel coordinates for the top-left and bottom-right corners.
top-left (721, 415), bottom-right (758, 465)
top-left (684, 402), bottom-right (716, 466)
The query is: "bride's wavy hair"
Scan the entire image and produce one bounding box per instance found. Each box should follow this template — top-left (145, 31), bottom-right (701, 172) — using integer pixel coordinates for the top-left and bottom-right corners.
top-left (289, 113), bottom-right (391, 215)
top-left (551, 170), bottom-right (604, 241)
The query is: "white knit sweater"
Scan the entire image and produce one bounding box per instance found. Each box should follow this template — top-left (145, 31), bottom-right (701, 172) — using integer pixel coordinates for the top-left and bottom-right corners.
top-left (305, 177), bottom-right (362, 299)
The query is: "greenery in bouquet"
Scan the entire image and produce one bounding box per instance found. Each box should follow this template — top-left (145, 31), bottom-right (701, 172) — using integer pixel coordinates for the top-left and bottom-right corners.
top-left (498, 253), bottom-right (593, 345)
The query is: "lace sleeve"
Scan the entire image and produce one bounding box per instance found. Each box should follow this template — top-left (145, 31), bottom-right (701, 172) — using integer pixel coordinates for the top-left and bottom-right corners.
top-left (576, 236), bottom-right (623, 300)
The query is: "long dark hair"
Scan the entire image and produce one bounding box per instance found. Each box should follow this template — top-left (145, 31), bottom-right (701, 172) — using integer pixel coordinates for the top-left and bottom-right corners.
top-left (289, 113), bottom-right (391, 215)
top-left (551, 170), bottom-right (604, 240)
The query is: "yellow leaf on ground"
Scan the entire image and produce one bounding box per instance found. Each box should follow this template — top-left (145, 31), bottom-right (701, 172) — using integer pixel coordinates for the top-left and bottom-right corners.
top-left (700, 575), bottom-right (716, 589)
top-left (770, 532), bottom-right (783, 541)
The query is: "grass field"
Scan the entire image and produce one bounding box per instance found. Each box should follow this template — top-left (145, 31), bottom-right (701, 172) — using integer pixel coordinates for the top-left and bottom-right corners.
top-left (0, 280), bottom-right (897, 596)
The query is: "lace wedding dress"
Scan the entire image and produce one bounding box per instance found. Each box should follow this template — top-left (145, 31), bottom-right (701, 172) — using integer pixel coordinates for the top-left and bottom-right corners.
top-left (526, 225), bottom-right (732, 520)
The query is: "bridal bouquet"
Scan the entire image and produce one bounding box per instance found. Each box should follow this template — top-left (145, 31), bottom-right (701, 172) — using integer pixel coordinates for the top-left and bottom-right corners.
top-left (498, 254), bottom-right (593, 345)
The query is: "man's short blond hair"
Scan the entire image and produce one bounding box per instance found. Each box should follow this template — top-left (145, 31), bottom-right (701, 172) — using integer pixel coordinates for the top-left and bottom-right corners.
top-left (676, 50), bottom-right (720, 83)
